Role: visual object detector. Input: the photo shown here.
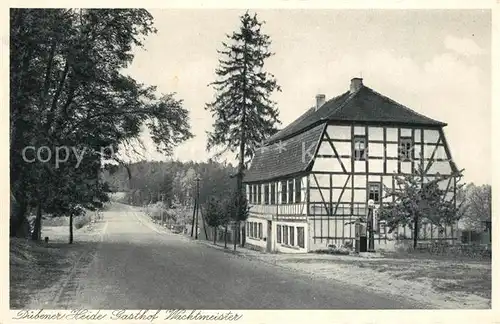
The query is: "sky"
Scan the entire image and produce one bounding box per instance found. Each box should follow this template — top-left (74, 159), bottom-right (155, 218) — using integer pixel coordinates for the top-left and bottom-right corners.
top-left (124, 9), bottom-right (491, 185)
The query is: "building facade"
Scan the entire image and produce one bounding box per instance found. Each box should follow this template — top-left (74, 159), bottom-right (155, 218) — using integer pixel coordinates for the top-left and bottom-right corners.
top-left (243, 78), bottom-right (459, 253)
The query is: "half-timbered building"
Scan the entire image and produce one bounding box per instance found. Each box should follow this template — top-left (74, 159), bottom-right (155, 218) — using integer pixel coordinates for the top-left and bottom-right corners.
top-left (243, 78), bottom-right (459, 253)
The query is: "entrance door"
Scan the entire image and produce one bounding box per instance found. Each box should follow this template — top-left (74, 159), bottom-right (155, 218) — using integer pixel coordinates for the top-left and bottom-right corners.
top-left (266, 221), bottom-right (272, 252)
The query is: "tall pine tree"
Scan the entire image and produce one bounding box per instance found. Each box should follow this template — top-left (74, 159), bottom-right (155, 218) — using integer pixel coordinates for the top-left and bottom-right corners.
top-left (205, 12), bottom-right (281, 250)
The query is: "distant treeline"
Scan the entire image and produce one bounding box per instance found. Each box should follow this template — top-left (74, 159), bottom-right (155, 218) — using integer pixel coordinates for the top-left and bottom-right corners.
top-left (102, 160), bottom-right (237, 207)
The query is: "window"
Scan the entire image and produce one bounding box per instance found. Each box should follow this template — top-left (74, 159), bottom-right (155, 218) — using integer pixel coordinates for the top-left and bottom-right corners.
top-left (248, 222), bottom-right (262, 239)
top-left (295, 178), bottom-right (302, 203)
top-left (368, 182), bottom-right (381, 203)
top-left (283, 225), bottom-right (289, 244)
top-left (290, 227), bottom-right (295, 246)
top-left (257, 185), bottom-right (262, 204)
top-left (253, 185), bottom-right (257, 203)
top-left (281, 180), bottom-right (287, 204)
top-left (354, 136), bottom-right (367, 161)
top-left (399, 137), bottom-right (413, 161)
top-left (297, 227), bottom-right (305, 248)
top-left (271, 183), bottom-right (276, 204)
top-left (248, 186), bottom-right (253, 204)
top-left (288, 180), bottom-right (294, 203)
top-left (264, 184), bottom-right (270, 205)
top-left (277, 225), bottom-right (282, 243)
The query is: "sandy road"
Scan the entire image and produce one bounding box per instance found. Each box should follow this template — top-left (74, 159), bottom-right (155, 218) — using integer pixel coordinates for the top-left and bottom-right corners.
top-left (41, 202), bottom-right (422, 309)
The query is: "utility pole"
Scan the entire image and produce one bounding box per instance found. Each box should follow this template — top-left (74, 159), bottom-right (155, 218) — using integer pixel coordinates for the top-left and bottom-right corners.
top-left (191, 198), bottom-right (196, 237)
top-left (161, 193), bottom-right (164, 226)
top-left (194, 176), bottom-right (201, 239)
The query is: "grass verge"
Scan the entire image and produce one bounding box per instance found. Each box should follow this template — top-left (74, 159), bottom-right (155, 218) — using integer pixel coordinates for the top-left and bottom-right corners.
top-left (9, 238), bottom-right (87, 308)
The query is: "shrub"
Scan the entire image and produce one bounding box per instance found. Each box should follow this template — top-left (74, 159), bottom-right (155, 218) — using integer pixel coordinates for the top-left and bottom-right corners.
top-left (342, 240), bottom-right (354, 250)
top-left (42, 216), bottom-right (69, 227)
top-left (314, 247), bottom-right (350, 255)
top-left (74, 214), bottom-right (91, 229)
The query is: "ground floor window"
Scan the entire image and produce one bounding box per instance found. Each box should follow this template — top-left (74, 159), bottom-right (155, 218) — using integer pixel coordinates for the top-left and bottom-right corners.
top-left (247, 221), bottom-right (263, 240)
top-left (297, 227), bottom-right (305, 248)
top-left (276, 224), bottom-right (307, 248)
top-left (283, 225), bottom-right (289, 245)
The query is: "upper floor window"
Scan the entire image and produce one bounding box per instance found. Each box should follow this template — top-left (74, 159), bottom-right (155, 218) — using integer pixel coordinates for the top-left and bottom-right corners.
top-left (281, 180), bottom-right (287, 204)
top-left (264, 184), bottom-right (270, 205)
top-left (368, 182), bottom-right (381, 203)
top-left (288, 180), bottom-right (294, 203)
top-left (399, 136), bottom-right (413, 161)
top-left (294, 178), bottom-right (302, 203)
top-left (270, 182), bottom-right (276, 204)
top-left (248, 186), bottom-right (253, 204)
top-left (354, 136), bottom-right (367, 161)
top-left (257, 185), bottom-right (262, 204)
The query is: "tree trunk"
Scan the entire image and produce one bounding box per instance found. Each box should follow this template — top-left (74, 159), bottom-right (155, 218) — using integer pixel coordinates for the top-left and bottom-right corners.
top-left (413, 213), bottom-right (418, 249)
top-left (10, 195), bottom-right (28, 238)
top-left (224, 224), bottom-right (228, 249)
top-left (69, 213), bottom-right (74, 244)
top-left (31, 203), bottom-right (42, 241)
top-left (241, 224), bottom-right (246, 247)
top-left (213, 227), bottom-right (217, 245)
top-left (233, 222), bottom-right (238, 251)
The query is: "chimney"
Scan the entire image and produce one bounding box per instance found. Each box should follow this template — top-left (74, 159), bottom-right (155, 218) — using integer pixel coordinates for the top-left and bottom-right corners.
top-left (315, 94), bottom-right (326, 110)
top-left (350, 77), bottom-right (363, 94)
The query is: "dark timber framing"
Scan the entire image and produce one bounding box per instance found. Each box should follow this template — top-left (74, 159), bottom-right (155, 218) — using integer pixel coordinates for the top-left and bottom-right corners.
top-left (245, 120), bottom-right (458, 250)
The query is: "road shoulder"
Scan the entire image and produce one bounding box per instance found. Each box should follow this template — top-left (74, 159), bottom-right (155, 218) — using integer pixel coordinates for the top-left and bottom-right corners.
top-left (187, 237), bottom-right (490, 309)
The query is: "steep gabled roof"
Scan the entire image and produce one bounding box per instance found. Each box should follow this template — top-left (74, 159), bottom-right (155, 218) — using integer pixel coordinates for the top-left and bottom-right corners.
top-left (244, 80), bottom-right (447, 183)
top-left (266, 84), bottom-right (446, 144)
top-left (244, 123), bottom-right (324, 183)
top-left (265, 91), bottom-right (352, 144)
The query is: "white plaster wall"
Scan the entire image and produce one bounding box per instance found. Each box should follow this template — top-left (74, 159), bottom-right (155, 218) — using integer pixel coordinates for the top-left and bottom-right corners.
top-left (368, 127), bottom-right (384, 141)
top-left (326, 125), bottom-right (351, 140)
